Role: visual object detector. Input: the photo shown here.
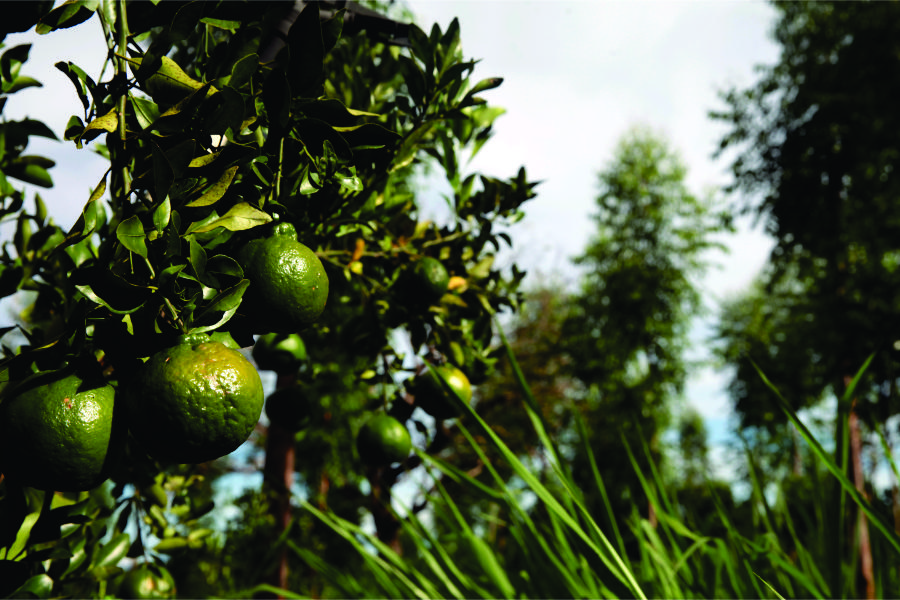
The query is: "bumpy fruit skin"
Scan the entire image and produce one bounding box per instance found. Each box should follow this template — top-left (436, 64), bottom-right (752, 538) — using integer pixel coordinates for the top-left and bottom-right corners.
top-left (413, 365), bottom-right (473, 420)
top-left (124, 332), bottom-right (264, 464)
top-left (356, 414), bottom-right (412, 466)
top-left (238, 223), bottom-right (329, 333)
top-left (253, 332), bottom-right (307, 374)
top-left (117, 563), bottom-right (176, 599)
top-left (0, 368), bottom-right (120, 492)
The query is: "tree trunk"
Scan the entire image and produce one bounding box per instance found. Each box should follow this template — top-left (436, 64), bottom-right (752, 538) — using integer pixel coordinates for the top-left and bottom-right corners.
top-left (259, 373), bottom-right (297, 599)
top-left (369, 466), bottom-right (402, 554)
top-left (848, 397), bottom-right (875, 600)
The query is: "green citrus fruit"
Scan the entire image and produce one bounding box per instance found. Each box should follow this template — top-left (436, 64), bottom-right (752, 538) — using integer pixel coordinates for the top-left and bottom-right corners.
top-left (117, 563), bottom-right (176, 599)
top-left (413, 365), bottom-right (472, 420)
top-left (265, 384), bottom-right (312, 432)
top-left (124, 332), bottom-right (264, 464)
top-left (356, 414), bottom-right (412, 466)
top-left (238, 222), bottom-right (329, 333)
top-left (0, 367), bottom-right (120, 492)
top-left (410, 256), bottom-right (449, 304)
top-left (253, 332), bottom-right (307, 374)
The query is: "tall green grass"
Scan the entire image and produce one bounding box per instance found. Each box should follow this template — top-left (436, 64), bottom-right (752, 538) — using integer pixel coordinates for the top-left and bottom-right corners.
top-left (255, 337), bottom-right (900, 598)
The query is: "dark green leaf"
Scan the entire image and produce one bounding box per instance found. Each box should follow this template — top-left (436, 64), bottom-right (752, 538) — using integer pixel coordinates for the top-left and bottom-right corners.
top-left (5, 162), bottom-right (53, 188)
top-left (55, 61), bottom-right (92, 111)
top-left (229, 53), bottom-right (258, 89)
top-left (0, 264), bottom-right (22, 298)
top-left (263, 68), bottom-right (290, 128)
top-left (188, 236), bottom-right (208, 278)
top-left (64, 115), bottom-right (85, 142)
top-left (151, 144), bottom-right (175, 203)
top-left (321, 8), bottom-right (344, 53)
top-left (3, 76), bottom-right (42, 94)
top-left (8, 574), bottom-right (53, 599)
top-left (294, 118), bottom-right (351, 160)
top-left (285, 2), bottom-right (324, 97)
top-left (408, 24), bottom-right (432, 71)
top-left (131, 95), bottom-right (160, 130)
top-left (203, 86), bottom-right (244, 136)
top-left (206, 254), bottom-right (243, 278)
top-left (1, 44), bottom-right (31, 82)
top-left (199, 279), bottom-right (249, 315)
top-left (470, 77), bottom-right (504, 95)
top-left (36, 0), bottom-right (99, 34)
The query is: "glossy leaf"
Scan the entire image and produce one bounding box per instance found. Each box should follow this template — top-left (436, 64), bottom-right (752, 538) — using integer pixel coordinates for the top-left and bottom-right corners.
top-left (8, 574), bottom-right (53, 599)
top-left (132, 55), bottom-right (218, 104)
top-left (131, 95), bottom-right (161, 130)
top-left (189, 202), bottom-right (271, 233)
top-left (116, 215), bottom-right (149, 258)
top-left (153, 196), bottom-right (171, 231)
top-left (186, 166), bottom-right (237, 207)
top-left (94, 532), bottom-right (130, 568)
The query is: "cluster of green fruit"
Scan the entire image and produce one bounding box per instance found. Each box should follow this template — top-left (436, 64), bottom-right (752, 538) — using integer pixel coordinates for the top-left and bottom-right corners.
top-left (0, 223), bottom-right (328, 492)
top-left (0, 232), bottom-right (471, 489)
top-left (252, 255), bottom-right (474, 469)
top-left (256, 327), bottom-right (474, 468)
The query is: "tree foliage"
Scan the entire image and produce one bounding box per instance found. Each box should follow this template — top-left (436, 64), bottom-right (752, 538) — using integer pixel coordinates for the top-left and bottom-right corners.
top-left (0, 1), bottom-right (536, 596)
top-left (713, 1), bottom-right (900, 422)
top-left (562, 127), bottom-right (724, 521)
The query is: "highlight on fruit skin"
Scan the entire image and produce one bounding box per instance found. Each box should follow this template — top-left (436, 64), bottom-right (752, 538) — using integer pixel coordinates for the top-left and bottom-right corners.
top-left (411, 364), bottom-right (473, 420)
top-left (123, 332), bottom-right (264, 465)
top-left (115, 562), bottom-right (176, 599)
top-left (237, 222), bottom-right (329, 334)
top-left (0, 365), bottom-right (121, 492)
top-left (253, 332), bottom-right (307, 374)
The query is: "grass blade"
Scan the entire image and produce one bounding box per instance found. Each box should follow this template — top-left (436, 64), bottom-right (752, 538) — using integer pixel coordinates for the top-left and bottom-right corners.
top-left (751, 359), bottom-right (900, 557)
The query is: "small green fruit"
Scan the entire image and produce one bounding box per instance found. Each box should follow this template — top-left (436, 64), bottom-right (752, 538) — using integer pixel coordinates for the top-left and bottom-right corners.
top-left (356, 414), bottom-right (412, 466)
top-left (412, 365), bottom-right (472, 420)
top-left (252, 332), bottom-right (307, 374)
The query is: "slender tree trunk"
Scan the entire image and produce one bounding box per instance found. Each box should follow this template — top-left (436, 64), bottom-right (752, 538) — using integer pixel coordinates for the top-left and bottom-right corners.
top-left (848, 396), bottom-right (875, 600)
top-left (260, 373), bottom-right (297, 599)
top-left (791, 426), bottom-right (803, 476)
top-left (370, 466), bottom-right (402, 554)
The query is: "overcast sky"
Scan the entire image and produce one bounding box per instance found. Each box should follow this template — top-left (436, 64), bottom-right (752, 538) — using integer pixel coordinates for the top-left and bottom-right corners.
top-left (4, 1), bottom-right (783, 465)
top-left (409, 1), bottom-right (781, 455)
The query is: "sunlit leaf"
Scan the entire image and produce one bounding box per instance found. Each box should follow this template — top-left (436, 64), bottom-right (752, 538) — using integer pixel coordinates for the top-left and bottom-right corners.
top-left (185, 166), bottom-right (238, 207)
top-left (189, 202), bottom-right (272, 233)
top-left (116, 215), bottom-right (148, 258)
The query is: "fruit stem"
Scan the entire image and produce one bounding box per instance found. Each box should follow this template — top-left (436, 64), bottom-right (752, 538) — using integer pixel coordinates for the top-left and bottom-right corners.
top-left (163, 298), bottom-right (187, 333)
